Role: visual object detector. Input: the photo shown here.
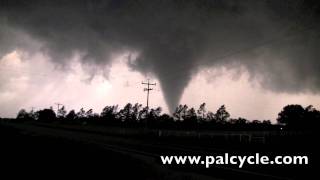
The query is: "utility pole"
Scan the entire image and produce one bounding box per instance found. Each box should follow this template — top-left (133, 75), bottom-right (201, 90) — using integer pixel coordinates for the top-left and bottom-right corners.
top-left (55, 103), bottom-right (63, 112)
top-left (142, 79), bottom-right (156, 109)
top-left (30, 107), bottom-right (35, 112)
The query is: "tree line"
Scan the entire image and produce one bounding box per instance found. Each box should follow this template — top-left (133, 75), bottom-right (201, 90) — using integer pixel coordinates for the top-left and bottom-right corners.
top-left (11, 103), bottom-right (320, 131)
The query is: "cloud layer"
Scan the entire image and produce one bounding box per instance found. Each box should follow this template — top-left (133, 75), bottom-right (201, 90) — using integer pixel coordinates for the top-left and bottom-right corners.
top-left (1, 0), bottom-right (319, 112)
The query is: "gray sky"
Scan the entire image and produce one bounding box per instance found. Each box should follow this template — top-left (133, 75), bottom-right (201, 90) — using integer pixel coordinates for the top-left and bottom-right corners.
top-left (0, 0), bottom-right (320, 121)
top-left (1, 50), bottom-right (319, 121)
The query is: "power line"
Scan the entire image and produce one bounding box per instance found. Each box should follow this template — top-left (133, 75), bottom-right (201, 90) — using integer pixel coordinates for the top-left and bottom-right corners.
top-left (205, 25), bottom-right (319, 63)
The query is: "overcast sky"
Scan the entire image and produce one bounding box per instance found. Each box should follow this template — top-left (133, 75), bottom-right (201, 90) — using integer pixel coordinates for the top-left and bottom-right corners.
top-left (1, 0), bottom-right (320, 121)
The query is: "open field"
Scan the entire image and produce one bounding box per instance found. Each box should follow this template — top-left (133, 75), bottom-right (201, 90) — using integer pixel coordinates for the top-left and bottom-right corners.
top-left (0, 121), bottom-right (315, 180)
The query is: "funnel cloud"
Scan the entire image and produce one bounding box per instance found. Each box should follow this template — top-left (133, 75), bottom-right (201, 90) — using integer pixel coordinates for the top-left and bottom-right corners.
top-left (1, 0), bottom-right (320, 112)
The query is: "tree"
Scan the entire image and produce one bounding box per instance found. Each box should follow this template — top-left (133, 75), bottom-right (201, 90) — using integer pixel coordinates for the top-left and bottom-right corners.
top-left (278, 104), bottom-right (320, 130)
top-left (215, 105), bottom-right (230, 123)
top-left (158, 113), bottom-right (174, 125)
top-left (277, 104), bottom-right (305, 128)
top-left (86, 109), bottom-right (94, 118)
top-left (117, 103), bottom-right (133, 122)
top-left (197, 103), bottom-right (206, 120)
top-left (206, 111), bottom-right (215, 122)
top-left (16, 109), bottom-right (32, 121)
top-left (66, 110), bottom-right (77, 121)
top-left (252, 120), bottom-right (261, 124)
top-left (148, 107), bottom-right (162, 124)
top-left (17, 109), bottom-right (29, 119)
top-left (77, 108), bottom-right (86, 119)
top-left (57, 106), bottom-right (67, 119)
top-left (131, 103), bottom-right (142, 122)
top-left (173, 105), bottom-right (183, 120)
top-left (101, 105), bottom-right (118, 122)
top-left (138, 106), bottom-right (149, 122)
top-left (29, 109), bottom-right (38, 120)
top-left (150, 107), bottom-right (162, 118)
top-left (304, 105), bottom-right (320, 129)
top-left (262, 120), bottom-right (271, 125)
top-left (230, 117), bottom-right (247, 125)
top-left (38, 109), bottom-right (56, 122)
top-left (184, 107), bottom-right (197, 124)
top-left (181, 105), bottom-right (188, 120)
top-left (173, 104), bottom-right (188, 121)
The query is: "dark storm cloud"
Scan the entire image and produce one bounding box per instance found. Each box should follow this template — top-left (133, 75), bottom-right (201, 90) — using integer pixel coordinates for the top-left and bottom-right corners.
top-left (0, 0), bottom-right (319, 112)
